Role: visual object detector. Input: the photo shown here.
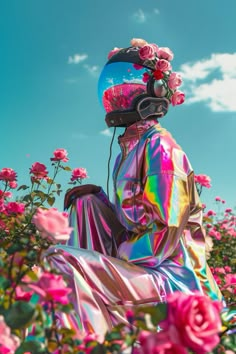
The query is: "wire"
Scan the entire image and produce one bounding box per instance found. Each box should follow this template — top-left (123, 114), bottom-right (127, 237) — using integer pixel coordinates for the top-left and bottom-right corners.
top-left (106, 127), bottom-right (117, 199)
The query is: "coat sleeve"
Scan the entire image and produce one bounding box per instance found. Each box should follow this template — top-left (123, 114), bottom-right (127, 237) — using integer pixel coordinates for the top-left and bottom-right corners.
top-left (117, 136), bottom-right (192, 267)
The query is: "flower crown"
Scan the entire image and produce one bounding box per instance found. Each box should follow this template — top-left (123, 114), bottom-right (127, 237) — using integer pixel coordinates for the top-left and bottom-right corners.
top-left (107, 38), bottom-right (185, 106)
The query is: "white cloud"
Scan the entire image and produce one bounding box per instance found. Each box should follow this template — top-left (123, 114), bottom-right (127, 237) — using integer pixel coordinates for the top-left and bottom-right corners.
top-left (133, 9), bottom-right (147, 23)
top-left (83, 64), bottom-right (99, 76)
top-left (180, 53), bottom-right (236, 112)
top-left (71, 132), bottom-right (88, 139)
top-left (100, 129), bottom-right (112, 137)
top-left (68, 53), bottom-right (88, 64)
top-left (65, 78), bottom-right (79, 84)
top-left (132, 8), bottom-right (160, 24)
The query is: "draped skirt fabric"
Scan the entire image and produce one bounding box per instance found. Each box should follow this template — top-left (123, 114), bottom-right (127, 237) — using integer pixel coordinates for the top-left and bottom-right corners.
top-left (47, 194), bottom-right (206, 340)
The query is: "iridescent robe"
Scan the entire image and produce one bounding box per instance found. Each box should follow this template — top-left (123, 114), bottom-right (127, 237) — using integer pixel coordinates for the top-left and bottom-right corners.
top-left (47, 119), bottom-right (222, 340)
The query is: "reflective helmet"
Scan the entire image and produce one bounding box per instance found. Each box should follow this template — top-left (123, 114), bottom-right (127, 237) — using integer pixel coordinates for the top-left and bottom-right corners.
top-left (98, 40), bottom-right (184, 127)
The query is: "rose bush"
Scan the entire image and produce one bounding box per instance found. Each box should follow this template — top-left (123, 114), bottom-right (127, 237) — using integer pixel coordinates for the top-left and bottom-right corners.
top-left (0, 154), bottom-right (235, 353)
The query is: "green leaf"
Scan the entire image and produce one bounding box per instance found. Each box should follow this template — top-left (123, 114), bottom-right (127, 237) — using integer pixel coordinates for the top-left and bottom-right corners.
top-left (15, 340), bottom-right (46, 354)
top-left (6, 243), bottom-right (24, 254)
top-left (5, 301), bottom-right (36, 329)
top-left (23, 194), bottom-right (32, 202)
top-left (17, 185), bottom-right (29, 191)
top-left (47, 196), bottom-right (55, 206)
top-left (33, 190), bottom-right (47, 202)
top-left (47, 178), bottom-right (54, 185)
top-left (91, 344), bottom-right (107, 354)
top-left (26, 250), bottom-right (37, 262)
top-left (63, 166), bottom-right (72, 171)
top-left (0, 275), bottom-right (11, 290)
top-left (136, 303), bottom-right (167, 326)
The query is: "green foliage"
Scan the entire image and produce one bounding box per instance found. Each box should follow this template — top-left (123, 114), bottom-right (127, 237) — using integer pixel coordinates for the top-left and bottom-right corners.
top-left (5, 301), bottom-right (36, 329)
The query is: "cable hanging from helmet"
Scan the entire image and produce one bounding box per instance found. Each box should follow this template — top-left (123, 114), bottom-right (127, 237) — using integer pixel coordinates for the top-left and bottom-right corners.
top-left (106, 127), bottom-right (116, 199)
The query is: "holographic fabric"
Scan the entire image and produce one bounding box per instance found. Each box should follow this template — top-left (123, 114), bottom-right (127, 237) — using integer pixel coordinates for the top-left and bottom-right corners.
top-left (47, 119), bottom-right (222, 340)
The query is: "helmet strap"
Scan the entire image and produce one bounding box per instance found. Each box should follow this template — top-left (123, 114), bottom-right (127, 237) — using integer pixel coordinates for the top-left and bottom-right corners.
top-left (105, 97), bottom-right (169, 127)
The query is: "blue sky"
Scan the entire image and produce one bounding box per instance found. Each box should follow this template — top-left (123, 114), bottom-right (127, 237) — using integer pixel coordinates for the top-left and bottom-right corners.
top-left (1, 0), bottom-right (236, 212)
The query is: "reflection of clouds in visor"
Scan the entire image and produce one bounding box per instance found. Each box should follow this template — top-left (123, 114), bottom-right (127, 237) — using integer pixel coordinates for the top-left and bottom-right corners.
top-left (123, 78), bottom-right (144, 84)
top-left (98, 62), bottom-right (147, 112)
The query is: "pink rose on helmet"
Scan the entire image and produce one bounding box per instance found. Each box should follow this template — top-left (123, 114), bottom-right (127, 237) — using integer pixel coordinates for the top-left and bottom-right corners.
top-left (30, 162), bottom-right (48, 179)
top-left (139, 44), bottom-right (156, 60)
top-left (170, 91), bottom-right (185, 106)
top-left (157, 47), bottom-right (174, 61)
top-left (71, 167), bottom-right (88, 182)
top-left (149, 43), bottom-right (159, 53)
top-left (153, 69), bottom-right (164, 80)
top-left (130, 38), bottom-right (148, 47)
top-left (168, 72), bottom-right (183, 90)
top-left (0, 316), bottom-right (20, 354)
top-left (107, 47), bottom-right (121, 59)
top-left (29, 272), bottom-right (72, 305)
top-left (160, 292), bottom-right (222, 354)
top-left (0, 168), bottom-right (17, 182)
top-left (51, 148), bottom-right (69, 162)
top-left (32, 207), bottom-right (73, 244)
top-left (155, 59), bottom-right (172, 72)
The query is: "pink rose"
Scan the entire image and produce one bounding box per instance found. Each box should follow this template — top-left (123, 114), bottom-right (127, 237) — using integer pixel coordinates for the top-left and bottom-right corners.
top-left (170, 91), bottom-right (185, 106)
top-left (0, 168), bottom-right (17, 182)
top-left (5, 202), bottom-right (25, 214)
top-left (139, 44), bottom-right (156, 60)
top-left (30, 162), bottom-right (48, 179)
top-left (155, 59), bottom-right (172, 72)
top-left (168, 72), bottom-right (183, 90)
top-left (214, 267), bottom-right (225, 274)
top-left (32, 208), bottom-right (73, 244)
top-left (194, 174), bottom-right (211, 188)
top-left (153, 69), bottom-right (164, 80)
top-left (224, 266), bottom-right (232, 272)
top-left (225, 208), bottom-right (232, 213)
top-left (224, 273), bottom-right (236, 286)
top-left (0, 190), bottom-right (12, 199)
top-left (0, 316), bottom-right (20, 354)
top-left (208, 229), bottom-right (221, 240)
top-left (71, 167), bottom-right (88, 182)
top-left (142, 72), bottom-right (150, 83)
top-left (207, 210), bottom-right (216, 216)
top-left (107, 47), bottom-right (121, 59)
top-left (157, 47), bottom-right (174, 61)
top-left (149, 43), bottom-right (159, 53)
top-left (15, 286), bottom-right (33, 302)
top-left (138, 330), bottom-right (187, 354)
top-left (8, 181), bottom-right (17, 189)
top-left (51, 148), bottom-right (69, 162)
top-left (29, 272), bottom-right (72, 305)
top-left (130, 38), bottom-right (148, 47)
top-left (160, 292), bottom-right (222, 354)
top-left (215, 196), bottom-right (221, 202)
top-left (0, 220), bottom-right (6, 230)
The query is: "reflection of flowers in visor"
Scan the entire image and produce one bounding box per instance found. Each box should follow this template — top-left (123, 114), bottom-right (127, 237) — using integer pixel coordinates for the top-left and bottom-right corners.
top-left (98, 62), bottom-right (147, 113)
